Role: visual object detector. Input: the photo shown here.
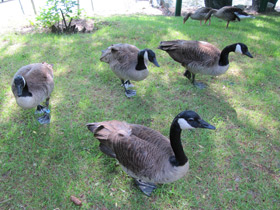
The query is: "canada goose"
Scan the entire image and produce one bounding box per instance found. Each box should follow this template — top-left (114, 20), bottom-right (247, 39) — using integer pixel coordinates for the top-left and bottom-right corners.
top-left (87, 110), bottom-right (215, 196)
top-left (11, 62), bottom-right (54, 124)
top-left (183, 7), bottom-right (215, 25)
top-left (207, 6), bottom-right (253, 28)
top-left (100, 43), bottom-right (160, 98)
top-left (158, 40), bottom-right (253, 89)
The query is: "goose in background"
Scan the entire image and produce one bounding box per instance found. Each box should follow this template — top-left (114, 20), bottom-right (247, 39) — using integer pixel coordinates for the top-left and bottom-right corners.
top-left (207, 6), bottom-right (254, 28)
top-left (183, 7), bottom-right (216, 25)
top-left (100, 43), bottom-right (160, 98)
top-left (11, 62), bottom-right (54, 124)
top-left (87, 110), bottom-right (215, 196)
top-left (158, 40), bottom-right (253, 89)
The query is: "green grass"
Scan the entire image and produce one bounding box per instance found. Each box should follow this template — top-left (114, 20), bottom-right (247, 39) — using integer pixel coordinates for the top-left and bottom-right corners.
top-left (0, 14), bottom-right (279, 209)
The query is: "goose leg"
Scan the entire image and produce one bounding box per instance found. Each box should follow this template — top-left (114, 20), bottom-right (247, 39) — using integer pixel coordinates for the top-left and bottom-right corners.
top-left (35, 98), bottom-right (50, 114)
top-left (121, 80), bottom-right (136, 98)
top-left (35, 104), bottom-right (44, 114)
top-left (124, 80), bottom-right (134, 88)
top-left (135, 179), bottom-right (157, 197)
top-left (37, 97), bottom-right (51, 124)
top-left (121, 80), bottom-right (134, 88)
top-left (226, 21), bottom-right (230, 28)
top-left (183, 69), bottom-right (192, 81)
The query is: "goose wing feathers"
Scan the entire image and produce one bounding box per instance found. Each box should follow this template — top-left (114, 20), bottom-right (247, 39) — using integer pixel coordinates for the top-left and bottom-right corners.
top-left (216, 6), bottom-right (248, 21)
top-left (110, 44), bottom-right (139, 68)
top-left (194, 7), bottom-right (213, 17)
top-left (221, 6), bottom-right (247, 15)
top-left (88, 120), bottom-right (173, 178)
top-left (159, 40), bottom-right (221, 67)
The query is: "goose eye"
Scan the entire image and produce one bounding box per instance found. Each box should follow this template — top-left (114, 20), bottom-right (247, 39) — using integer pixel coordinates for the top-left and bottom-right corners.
top-left (188, 118), bottom-right (194, 122)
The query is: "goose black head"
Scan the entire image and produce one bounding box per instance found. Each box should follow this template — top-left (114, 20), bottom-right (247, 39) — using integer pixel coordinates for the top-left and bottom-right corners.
top-left (141, 49), bottom-right (160, 67)
top-left (175, 110), bottom-right (216, 130)
top-left (14, 75), bottom-right (26, 97)
top-left (235, 43), bottom-right (253, 58)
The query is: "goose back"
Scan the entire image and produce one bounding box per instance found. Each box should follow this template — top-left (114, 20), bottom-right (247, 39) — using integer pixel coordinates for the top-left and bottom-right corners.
top-left (191, 7), bottom-right (214, 20)
top-left (184, 7), bottom-right (214, 23)
top-left (100, 44), bottom-right (149, 81)
top-left (213, 6), bottom-right (247, 21)
top-left (158, 40), bottom-right (230, 76)
top-left (88, 120), bottom-right (188, 183)
top-left (12, 63), bottom-right (54, 108)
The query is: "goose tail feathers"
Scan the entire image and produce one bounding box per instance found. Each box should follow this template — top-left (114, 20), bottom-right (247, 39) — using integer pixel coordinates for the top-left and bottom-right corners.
top-left (158, 41), bottom-right (180, 51)
top-left (87, 120), bottom-right (132, 141)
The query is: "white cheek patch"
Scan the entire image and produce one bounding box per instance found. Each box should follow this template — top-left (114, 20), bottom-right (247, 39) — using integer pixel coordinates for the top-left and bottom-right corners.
top-left (144, 51), bottom-right (149, 61)
top-left (21, 76), bottom-right (26, 86)
top-left (235, 44), bottom-right (242, 54)
top-left (178, 118), bottom-right (194, 130)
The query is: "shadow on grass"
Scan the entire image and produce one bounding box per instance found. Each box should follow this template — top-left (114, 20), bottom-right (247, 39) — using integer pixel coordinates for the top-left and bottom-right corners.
top-left (0, 14), bottom-right (279, 209)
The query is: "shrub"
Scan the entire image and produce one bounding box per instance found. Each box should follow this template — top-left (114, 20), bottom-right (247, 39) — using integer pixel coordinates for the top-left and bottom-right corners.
top-left (36, 0), bottom-right (81, 28)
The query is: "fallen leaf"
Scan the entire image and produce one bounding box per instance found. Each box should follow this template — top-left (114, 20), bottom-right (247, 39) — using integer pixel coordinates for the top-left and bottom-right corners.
top-left (70, 195), bottom-right (82, 206)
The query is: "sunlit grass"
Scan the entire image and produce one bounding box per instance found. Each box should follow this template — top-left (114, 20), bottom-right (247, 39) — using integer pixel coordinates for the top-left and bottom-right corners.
top-left (0, 14), bottom-right (279, 209)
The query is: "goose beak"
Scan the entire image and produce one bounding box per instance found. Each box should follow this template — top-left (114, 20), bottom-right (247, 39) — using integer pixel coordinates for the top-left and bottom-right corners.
top-left (17, 85), bottom-right (23, 97)
top-left (152, 58), bottom-right (160, 67)
top-left (244, 51), bottom-right (253, 58)
top-left (198, 119), bottom-right (216, 130)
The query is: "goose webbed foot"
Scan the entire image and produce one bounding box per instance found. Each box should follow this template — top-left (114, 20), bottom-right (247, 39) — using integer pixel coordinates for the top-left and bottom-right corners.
top-left (35, 105), bottom-right (50, 114)
top-left (193, 81), bottom-right (207, 89)
top-left (135, 179), bottom-right (157, 197)
top-left (37, 113), bottom-right (51, 124)
top-left (125, 89), bottom-right (136, 98)
top-left (189, 73), bottom-right (206, 89)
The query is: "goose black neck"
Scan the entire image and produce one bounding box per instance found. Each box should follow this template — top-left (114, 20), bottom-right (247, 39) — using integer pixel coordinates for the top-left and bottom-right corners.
top-left (219, 44), bottom-right (236, 66)
top-left (169, 121), bottom-right (188, 166)
top-left (21, 84), bottom-right (32, 97)
top-left (135, 52), bottom-right (146, 71)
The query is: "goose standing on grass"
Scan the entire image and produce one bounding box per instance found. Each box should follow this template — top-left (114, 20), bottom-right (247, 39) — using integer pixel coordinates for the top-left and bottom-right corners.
top-left (100, 43), bottom-right (160, 98)
top-left (87, 110), bottom-right (215, 196)
top-left (183, 7), bottom-right (216, 25)
top-left (11, 62), bottom-right (54, 124)
top-left (207, 6), bottom-right (253, 28)
top-left (158, 40), bottom-right (253, 89)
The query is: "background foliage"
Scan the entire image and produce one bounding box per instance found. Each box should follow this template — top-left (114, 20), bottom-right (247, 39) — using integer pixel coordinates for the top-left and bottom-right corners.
top-left (36, 0), bottom-right (81, 28)
top-left (0, 14), bottom-right (279, 209)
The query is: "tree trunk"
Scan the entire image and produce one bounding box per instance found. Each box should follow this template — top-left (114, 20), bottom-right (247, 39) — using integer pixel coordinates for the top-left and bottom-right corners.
top-left (30, 0), bottom-right (36, 15)
top-left (204, 0), bottom-right (232, 9)
top-left (252, 0), bottom-right (261, 11)
top-left (252, 0), bottom-right (274, 12)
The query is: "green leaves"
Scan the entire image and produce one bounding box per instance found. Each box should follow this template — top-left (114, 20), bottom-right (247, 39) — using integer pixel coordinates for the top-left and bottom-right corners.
top-left (36, 0), bottom-right (82, 28)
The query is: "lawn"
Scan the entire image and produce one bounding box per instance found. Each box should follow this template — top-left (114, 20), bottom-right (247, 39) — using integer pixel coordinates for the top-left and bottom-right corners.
top-left (0, 14), bottom-right (279, 209)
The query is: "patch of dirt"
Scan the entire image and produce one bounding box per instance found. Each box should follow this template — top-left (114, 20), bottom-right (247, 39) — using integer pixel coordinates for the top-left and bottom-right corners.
top-left (17, 19), bottom-right (103, 35)
top-left (71, 19), bottom-right (95, 32)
